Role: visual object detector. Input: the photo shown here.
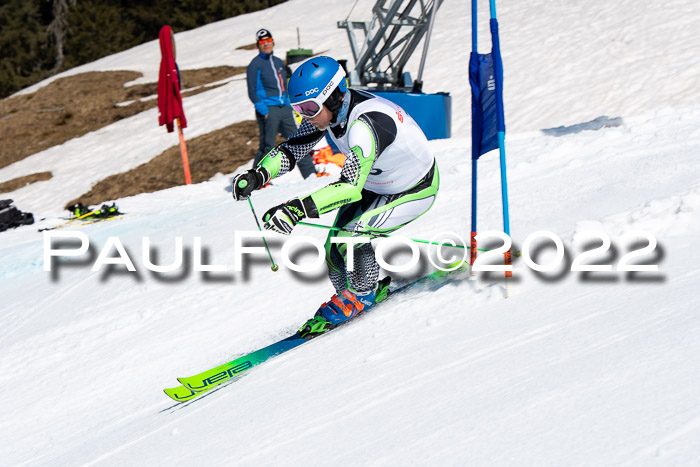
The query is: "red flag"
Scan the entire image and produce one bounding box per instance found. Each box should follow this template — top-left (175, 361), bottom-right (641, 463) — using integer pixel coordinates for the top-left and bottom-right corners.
top-left (158, 25), bottom-right (187, 132)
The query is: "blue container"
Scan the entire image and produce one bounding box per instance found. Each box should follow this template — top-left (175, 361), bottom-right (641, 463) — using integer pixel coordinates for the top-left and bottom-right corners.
top-left (371, 90), bottom-right (452, 140)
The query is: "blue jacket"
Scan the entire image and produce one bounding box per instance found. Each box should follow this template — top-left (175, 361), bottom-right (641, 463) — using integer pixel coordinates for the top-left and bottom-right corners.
top-left (246, 52), bottom-right (290, 116)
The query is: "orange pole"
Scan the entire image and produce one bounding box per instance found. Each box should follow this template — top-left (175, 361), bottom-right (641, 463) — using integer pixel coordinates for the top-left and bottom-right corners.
top-left (176, 117), bottom-right (192, 185)
top-left (470, 231), bottom-right (478, 266)
top-left (504, 248), bottom-right (512, 278)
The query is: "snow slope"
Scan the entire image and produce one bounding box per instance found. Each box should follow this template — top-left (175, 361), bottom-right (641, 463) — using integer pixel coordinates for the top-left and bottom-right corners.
top-left (1, 0), bottom-right (700, 465)
top-left (3, 0), bottom-right (700, 214)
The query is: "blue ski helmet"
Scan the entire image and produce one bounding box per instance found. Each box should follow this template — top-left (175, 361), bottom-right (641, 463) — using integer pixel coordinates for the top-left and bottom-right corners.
top-left (288, 56), bottom-right (348, 117)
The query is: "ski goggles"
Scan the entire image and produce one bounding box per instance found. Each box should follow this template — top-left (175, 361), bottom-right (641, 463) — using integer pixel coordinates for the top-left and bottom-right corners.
top-left (257, 37), bottom-right (273, 45)
top-left (291, 67), bottom-right (346, 118)
top-left (292, 99), bottom-right (324, 118)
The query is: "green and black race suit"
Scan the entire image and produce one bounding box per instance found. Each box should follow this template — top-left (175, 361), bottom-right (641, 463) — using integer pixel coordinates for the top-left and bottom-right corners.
top-left (258, 89), bottom-right (439, 293)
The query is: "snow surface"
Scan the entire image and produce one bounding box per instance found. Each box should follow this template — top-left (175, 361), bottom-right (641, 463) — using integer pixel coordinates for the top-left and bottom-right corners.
top-left (1, 0), bottom-right (700, 465)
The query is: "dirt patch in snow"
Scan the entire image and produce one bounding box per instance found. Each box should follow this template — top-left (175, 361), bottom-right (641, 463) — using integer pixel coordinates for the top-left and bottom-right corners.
top-left (0, 171), bottom-right (53, 193)
top-left (0, 66), bottom-right (268, 205)
top-left (66, 119), bottom-right (267, 208)
top-left (0, 66), bottom-right (244, 171)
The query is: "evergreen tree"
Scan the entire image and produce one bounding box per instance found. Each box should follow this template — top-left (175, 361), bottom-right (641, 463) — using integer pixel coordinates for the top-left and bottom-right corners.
top-left (0, 0), bottom-right (287, 98)
top-left (47, 0), bottom-right (77, 73)
top-left (0, 0), bottom-right (56, 97)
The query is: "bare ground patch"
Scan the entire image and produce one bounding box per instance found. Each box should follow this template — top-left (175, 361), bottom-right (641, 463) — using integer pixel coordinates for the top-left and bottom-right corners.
top-left (0, 66), bottom-right (244, 171)
top-left (65, 119), bottom-right (265, 208)
top-left (0, 171), bottom-right (53, 193)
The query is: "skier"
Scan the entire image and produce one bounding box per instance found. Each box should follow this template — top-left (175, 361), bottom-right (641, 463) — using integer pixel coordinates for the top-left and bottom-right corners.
top-left (232, 56), bottom-right (439, 337)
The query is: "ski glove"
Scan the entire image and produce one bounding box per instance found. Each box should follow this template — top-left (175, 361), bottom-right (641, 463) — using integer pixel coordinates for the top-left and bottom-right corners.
top-left (232, 167), bottom-right (271, 200)
top-left (262, 198), bottom-right (308, 235)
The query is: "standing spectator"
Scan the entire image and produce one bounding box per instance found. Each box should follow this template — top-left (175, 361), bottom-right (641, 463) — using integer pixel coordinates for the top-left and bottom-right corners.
top-left (246, 28), bottom-right (316, 178)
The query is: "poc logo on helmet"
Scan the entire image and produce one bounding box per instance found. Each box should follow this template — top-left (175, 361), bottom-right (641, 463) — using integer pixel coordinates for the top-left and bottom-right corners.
top-left (322, 80), bottom-right (335, 96)
top-left (305, 88), bottom-right (319, 96)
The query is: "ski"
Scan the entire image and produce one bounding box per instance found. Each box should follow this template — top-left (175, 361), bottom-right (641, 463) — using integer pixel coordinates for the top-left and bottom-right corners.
top-left (38, 202), bottom-right (126, 231)
top-left (38, 210), bottom-right (98, 232)
top-left (38, 214), bottom-right (127, 231)
top-left (164, 261), bottom-right (469, 402)
top-left (164, 335), bottom-right (307, 402)
top-left (75, 215), bottom-right (125, 226)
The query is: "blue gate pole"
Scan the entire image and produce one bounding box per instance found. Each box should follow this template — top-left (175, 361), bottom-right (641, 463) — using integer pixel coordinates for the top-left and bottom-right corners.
top-left (472, 0), bottom-right (478, 50)
top-left (490, 0), bottom-right (513, 280)
top-left (470, 0), bottom-right (479, 269)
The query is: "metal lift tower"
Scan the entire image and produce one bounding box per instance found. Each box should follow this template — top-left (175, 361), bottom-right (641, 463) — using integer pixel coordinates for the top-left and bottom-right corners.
top-left (337, 0), bottom-right (450, 139)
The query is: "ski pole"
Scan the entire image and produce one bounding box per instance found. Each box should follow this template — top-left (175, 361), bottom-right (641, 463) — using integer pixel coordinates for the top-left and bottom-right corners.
top-left (296, 221), bottom-right (490, 252)
top-left (38, 210), bottom-right (98, 232)
top-left (246, 196), bottom-right (279, 272)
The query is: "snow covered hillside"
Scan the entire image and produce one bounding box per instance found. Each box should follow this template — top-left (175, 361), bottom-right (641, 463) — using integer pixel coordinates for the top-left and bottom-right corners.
top-left (1, 0), bottom-right (700, 465)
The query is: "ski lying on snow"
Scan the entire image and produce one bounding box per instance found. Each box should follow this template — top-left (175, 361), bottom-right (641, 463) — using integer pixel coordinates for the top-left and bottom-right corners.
top-left (38, 214), bottom-right (127, 231)
top-left (164, 261), bottom-right (469, 402)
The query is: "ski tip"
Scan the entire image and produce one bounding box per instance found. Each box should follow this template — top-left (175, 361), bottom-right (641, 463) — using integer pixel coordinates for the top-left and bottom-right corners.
top-left (164, 385), bottom-right (197, 402)
top-left (163, 387), bottom-right (181, 401)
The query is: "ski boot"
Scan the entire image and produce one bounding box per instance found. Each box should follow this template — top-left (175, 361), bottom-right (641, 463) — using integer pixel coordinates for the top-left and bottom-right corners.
top-left (298, 314), bottom-right (332, 338)
top-left (298, 288), bottom-right (377, 339)
top-left (298, 278), bottom-right (393, 339)
top-left (92, 203), bottom-right (121, 219)
top-left (375, 276), bottom-right (392, 303)
top-left (68, 202), bottom-right (89, 218)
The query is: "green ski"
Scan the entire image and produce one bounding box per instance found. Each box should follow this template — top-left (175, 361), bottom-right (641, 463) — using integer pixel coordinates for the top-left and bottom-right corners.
top-left (164, 261), bottom-right (469, 403)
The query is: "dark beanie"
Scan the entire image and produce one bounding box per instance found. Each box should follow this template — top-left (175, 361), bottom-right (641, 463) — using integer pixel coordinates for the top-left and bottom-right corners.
top-left (256, 29), bottom-right (273, 41)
